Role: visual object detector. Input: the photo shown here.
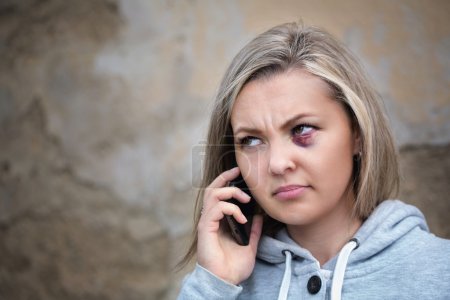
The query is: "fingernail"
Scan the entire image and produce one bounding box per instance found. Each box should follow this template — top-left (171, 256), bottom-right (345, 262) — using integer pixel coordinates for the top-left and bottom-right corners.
top-left (241, 191), bottom-right (251, 200)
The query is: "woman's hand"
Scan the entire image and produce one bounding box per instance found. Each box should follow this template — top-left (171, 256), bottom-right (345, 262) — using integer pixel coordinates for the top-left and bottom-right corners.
top-left (196, 167), bottom-right (263, 285)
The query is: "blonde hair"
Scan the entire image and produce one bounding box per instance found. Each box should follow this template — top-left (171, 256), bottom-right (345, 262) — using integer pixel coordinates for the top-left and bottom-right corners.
top-left (179, 22), bottom-right (399, 268)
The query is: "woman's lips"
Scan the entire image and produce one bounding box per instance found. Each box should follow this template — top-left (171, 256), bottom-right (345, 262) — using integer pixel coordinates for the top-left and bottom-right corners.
top-left (273, 185), bottom-right (309, 200)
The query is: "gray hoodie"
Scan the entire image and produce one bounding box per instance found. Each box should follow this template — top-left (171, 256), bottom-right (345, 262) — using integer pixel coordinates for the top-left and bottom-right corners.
top-left (178, 200), bottom-right (450, 299)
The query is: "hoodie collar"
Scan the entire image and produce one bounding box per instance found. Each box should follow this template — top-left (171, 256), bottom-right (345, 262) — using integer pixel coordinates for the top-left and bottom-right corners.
top-left (258, 228), bottom-right (360, 300)
top-left (257, 227), bottom-right (317, 264)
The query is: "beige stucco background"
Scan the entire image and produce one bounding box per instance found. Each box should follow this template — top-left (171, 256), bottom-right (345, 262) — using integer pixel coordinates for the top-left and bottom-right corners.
top-left (0, 0), bottom-right (449, 299)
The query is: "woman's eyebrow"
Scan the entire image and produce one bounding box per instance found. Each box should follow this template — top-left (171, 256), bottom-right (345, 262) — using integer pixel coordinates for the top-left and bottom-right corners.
top-left (281, 113), bottom-right (315, 130)
top-left (233, 113), bottom-right (315, 136)
top-left (232, 125), bottom-right (262, 137)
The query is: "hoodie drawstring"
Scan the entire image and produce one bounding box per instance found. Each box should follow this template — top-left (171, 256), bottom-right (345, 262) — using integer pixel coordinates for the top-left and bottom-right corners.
top-left (277, 239), bottom-right (359, 300)
top-left (277, 250), bottom-right (293, 300)
top-left (331, 238), bottom-right (359, 300)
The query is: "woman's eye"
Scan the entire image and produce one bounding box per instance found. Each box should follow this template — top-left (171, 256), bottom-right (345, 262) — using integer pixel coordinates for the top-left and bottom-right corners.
top-left (292, 124), bottom-right (314, 136)
top-left (239, 136), bottom-right (262, 147)
top-left (292, 124), bottom-right (316, 145)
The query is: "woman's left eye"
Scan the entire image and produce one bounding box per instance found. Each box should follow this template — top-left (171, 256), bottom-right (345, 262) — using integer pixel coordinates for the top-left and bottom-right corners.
top-left (292, 124), bottom-right (316, 145)
top-left (292, 124), bottom-right (315, 136)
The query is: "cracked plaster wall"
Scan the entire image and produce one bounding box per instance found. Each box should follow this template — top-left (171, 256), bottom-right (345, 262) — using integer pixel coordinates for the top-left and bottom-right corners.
top-left (0, 0), bottom-right (449, 299)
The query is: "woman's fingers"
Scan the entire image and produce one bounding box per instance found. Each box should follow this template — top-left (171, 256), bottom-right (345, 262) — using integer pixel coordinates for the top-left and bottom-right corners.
top-left (202, 186), bottom-right (251, 212)
top-left (199, 201), bottom-right (248, 231)
top-left (208, 167), bottom-right (240, 189)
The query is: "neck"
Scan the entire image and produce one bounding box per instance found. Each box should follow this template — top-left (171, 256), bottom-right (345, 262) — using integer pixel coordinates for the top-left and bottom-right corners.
top-left (286, 198), bottom-right (362, 266)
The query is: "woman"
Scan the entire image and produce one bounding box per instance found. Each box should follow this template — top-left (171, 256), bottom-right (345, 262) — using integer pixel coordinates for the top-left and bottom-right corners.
top-left (177, 23), bottom-right (450, 300)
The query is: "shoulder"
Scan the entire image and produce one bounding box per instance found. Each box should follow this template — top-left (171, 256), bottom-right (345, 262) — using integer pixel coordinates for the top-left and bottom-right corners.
top-left (369, 227), bottom-right (450, 283)
top-left (404, 228), bottom-right (450, 267)
top-left (391, 230), bottom-right (450, 295)
top-left (348, 222), bottom-right (450, 278)
top-left (380, 225), bottom-right (450, 267)
top-left (345, 228), bottom-right (450, 298)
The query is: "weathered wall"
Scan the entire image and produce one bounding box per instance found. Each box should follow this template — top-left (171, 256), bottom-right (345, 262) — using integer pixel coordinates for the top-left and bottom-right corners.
top-left (0, 0), bottom-right (448, 299)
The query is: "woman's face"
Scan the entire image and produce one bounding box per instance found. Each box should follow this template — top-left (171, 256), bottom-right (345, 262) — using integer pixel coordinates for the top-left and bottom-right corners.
top-left (231, 69), bottom-right (359, 227)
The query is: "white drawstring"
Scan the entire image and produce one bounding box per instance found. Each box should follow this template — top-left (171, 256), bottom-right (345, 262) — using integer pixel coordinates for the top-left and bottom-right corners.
top-left (276, 239), bottom-right (358, 300)
top-left (277, 250), bottom-right (293, 300)
top-left (331, 238), bottom-right (359, 300)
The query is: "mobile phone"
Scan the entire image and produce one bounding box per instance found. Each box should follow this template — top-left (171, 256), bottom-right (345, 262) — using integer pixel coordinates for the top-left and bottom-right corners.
top-left (225, 175), bottom-right (256, 246)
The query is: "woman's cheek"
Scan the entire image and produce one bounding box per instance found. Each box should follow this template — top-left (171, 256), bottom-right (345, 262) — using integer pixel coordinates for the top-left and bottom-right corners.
top-left (292, 132), bottom-right (315, 147)
top-left (236, 151), bottom-right (253, 178)
top-left (237, 151), bottom-right (265, 191)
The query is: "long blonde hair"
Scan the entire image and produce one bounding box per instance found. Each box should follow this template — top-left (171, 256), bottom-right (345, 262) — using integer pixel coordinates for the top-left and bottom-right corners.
top-left (179, 22), bottom-right (399, 268)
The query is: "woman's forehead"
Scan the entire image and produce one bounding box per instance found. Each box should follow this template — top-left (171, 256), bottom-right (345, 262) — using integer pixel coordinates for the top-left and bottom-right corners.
top-left (230, 70), bottom-right (337, 125)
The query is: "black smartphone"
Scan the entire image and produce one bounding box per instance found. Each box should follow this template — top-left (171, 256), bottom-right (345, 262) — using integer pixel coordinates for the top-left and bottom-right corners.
top-left (225, 175), bottom-right (256, 246)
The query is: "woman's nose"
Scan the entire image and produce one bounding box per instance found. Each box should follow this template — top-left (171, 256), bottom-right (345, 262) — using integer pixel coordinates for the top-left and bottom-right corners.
top-left (268, 140), bottom-right (296, 175)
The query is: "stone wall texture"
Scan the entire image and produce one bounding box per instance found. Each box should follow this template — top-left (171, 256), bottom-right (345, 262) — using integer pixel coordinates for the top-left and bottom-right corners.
top-left (0, 0), bottom-right (449, 299)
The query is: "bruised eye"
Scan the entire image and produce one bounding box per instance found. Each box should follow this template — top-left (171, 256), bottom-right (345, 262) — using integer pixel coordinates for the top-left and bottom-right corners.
top-left (292, 124), bottom-right (316, 145)
top-left (238, 136), bottom-right (262, 147)
top-left (292, 124), bottom-right (314, 135)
